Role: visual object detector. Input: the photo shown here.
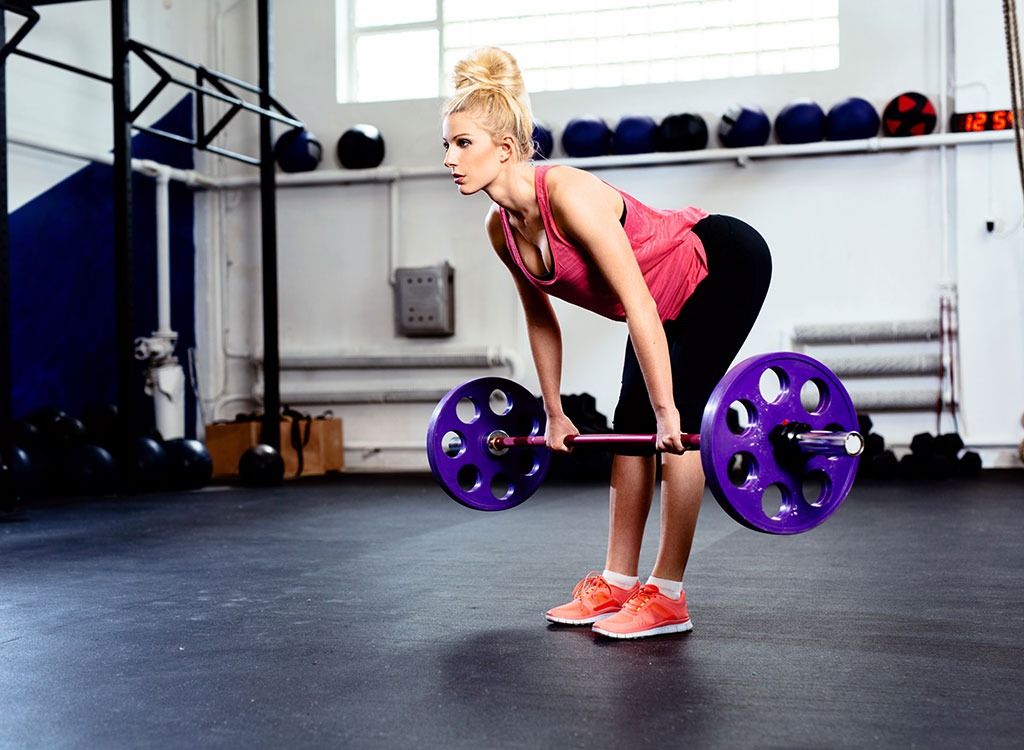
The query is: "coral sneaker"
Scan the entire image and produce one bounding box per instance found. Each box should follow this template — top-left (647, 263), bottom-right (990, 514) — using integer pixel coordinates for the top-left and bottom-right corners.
top-left (591, 584), bottom-right (693, 639)
top-left (545, 572), bottom-right (642, 625)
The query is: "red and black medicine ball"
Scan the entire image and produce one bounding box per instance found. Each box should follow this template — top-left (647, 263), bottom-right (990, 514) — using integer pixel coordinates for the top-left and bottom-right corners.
top-left (882, 92), bottom-right (937, 137)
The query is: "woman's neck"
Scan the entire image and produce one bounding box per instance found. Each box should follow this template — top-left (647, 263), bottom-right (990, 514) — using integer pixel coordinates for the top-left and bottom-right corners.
top-left (485, 162), bottom-right (536, 221)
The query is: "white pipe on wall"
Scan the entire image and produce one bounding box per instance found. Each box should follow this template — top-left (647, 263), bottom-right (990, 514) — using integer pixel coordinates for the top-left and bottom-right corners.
top-left (257, 386), bottom-right (452, 405)
top-left (938, 0), bottom-right (955, 287)
top-left (388, 179), bottom-right (400, 285)
top-left (275, 346), bottom-right (524, 374)
top-left (848, 390), bottom-right (943, 411)
top-left (8, 134), bottom-right (214, 187)
top-left (150, 362), bottom-right (187, 438)
top-left (155, 168), bottom-right (173, 334)
top-left (793, 320), bottom-right (942, 344)
top-left (824, 353), bottom-right (942, 377)
top-left (139, 166), bottom-right (187, 440)
top-left (245, 345), bottom-right (525, 409)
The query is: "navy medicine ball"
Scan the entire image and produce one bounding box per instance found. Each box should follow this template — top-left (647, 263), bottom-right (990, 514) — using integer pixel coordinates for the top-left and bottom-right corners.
top-left (655, 113), bottom-right (708, 152)
top-left (562, 116), bottom-right (612, 158)
top-left (273, 128), bottom-right (323, 173)
top-left (718, 105), bottom-right (771, 148)
top-left (337, 123), bottom-right (386, 169)
top-left (532, 122), bottom-right (554, 159)
top-left (612, 115), bottom-right (658, 155)
top-left (882, 91), bottom-right (937, 137)
top-left (774, 100), bottom-right (826, 144)
top-left (826, 97), bottom-right (880, 141)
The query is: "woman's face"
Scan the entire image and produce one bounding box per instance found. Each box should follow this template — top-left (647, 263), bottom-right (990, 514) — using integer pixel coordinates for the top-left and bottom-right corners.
top-left (442, 111), bottom-right (505, 195)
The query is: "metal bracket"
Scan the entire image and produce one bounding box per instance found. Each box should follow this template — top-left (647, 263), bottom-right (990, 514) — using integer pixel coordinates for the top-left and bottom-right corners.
top-left (127, 40), bottom-right (304, 166)
top-left (0, 2), bottom-right (39, 64)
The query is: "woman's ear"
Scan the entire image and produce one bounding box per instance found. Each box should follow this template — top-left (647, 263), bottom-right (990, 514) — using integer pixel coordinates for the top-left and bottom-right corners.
top-left (499, 135), bottom-right (517, 162)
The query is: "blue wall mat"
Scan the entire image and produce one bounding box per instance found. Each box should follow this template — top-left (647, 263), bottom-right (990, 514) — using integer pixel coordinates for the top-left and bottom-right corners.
top-left (10, 95), bottom-right (196, 435)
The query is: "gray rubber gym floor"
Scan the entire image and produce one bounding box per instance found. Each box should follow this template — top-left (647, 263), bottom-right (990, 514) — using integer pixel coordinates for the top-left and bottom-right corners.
top-left (2, 471), bottom-right (1022, 749)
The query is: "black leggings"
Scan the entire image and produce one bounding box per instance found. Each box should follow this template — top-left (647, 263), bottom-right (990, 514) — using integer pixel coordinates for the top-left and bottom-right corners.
top-left (611, 214), bottom-right (772, 453)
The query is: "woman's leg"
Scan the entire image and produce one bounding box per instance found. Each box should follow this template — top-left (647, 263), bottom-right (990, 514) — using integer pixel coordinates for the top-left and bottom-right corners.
top-left (650, 451), bottom-right (704, 581)
top-left (604, 453), bottom-right (657, 577)
top-left (592, 451), bottom-right (702, 639)
top-left (604, 451), bottom-right (703, 583)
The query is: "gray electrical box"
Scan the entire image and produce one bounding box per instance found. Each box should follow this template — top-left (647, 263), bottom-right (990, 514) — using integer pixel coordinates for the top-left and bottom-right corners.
top-left (394, 263), bottom-right (455, 337)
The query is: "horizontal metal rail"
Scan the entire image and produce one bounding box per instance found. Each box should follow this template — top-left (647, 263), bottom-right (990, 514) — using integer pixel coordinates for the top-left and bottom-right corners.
top-left (10, 47), bottom-right (110, 82)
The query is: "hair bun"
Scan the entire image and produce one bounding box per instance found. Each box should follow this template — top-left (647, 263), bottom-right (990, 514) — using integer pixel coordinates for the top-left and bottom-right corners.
top-left (451, 47), bottom-right (526, 98)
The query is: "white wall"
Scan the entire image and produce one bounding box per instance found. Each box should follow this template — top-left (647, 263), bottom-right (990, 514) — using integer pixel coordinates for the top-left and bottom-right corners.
top-left (9, 0), bottom-right (1024, 470)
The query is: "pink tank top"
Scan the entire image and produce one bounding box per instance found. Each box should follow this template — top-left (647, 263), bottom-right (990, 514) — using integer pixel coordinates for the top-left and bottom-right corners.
top-left (499, 164), bottom-right (709, 322)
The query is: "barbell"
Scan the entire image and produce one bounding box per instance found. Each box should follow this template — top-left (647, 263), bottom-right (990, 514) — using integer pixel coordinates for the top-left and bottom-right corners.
top-left (426, 352), bottom-right (863, 534)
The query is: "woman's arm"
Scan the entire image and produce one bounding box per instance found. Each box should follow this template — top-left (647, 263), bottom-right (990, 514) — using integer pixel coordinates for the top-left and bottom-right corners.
top-left (547, 169), bottom-right (686, 453)
top-left (485, 205), bottom-right (578, 451)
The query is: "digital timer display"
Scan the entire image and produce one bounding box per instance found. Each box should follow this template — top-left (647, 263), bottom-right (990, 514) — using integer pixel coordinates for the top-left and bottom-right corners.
top-left (950, 109), bottom-right (1015, 132)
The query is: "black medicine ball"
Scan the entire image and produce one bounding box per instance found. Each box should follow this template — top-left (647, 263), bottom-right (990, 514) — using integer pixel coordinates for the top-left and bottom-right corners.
top-left (273, 128), bottom-right (323, 173)
top-left (337, 124), bottom-right (386, 169)
top-left (881, 91), bottom-right (937, 137)
top-left (655, 113), bottom-right (708, 152)
top-left (239, 444), bottom-right (285, 487)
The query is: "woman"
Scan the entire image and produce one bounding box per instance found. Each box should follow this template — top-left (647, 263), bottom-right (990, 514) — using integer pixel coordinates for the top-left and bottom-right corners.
top-left (442, 48), bottom-right (771, 639)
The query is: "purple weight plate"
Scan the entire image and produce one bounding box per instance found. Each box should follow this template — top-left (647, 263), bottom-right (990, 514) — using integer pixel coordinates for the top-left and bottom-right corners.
top-left (426, 377), bottom-right (550, 511)
top-left (700, 352), bottom-right (860, 534)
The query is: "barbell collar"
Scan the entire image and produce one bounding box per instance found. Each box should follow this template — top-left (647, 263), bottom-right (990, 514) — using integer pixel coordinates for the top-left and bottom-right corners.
top-left (794, 430), bottom-right (865, 457)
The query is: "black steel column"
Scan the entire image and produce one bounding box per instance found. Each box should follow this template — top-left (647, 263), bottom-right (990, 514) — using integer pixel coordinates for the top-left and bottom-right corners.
top-left (257, 0), bottom-right (280, 449)
top-left (111, 0), bottom-right (135, 438)
top-left (0, 9), bottom-right (12, 478)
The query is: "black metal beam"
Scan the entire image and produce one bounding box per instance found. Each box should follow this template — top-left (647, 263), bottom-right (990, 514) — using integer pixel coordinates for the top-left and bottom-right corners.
top-left (0, 8), bottom-right (13, 493)
top-left (258, 0), bottom-right (280, 450)
top-left (111, 0), bottom-right (134, 439)
top-left (11, 48), bottom-right (109, 82)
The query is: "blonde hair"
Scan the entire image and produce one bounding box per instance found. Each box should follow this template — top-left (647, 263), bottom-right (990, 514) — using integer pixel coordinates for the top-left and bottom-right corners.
top-left (443, 47), bottom-right (535, 162)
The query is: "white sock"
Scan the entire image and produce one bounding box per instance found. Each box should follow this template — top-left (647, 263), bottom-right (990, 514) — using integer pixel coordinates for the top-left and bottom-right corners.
top-left (647, 575), bottom-right (683, 600)
top-left (602, 569), bottom-right (639, 591)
